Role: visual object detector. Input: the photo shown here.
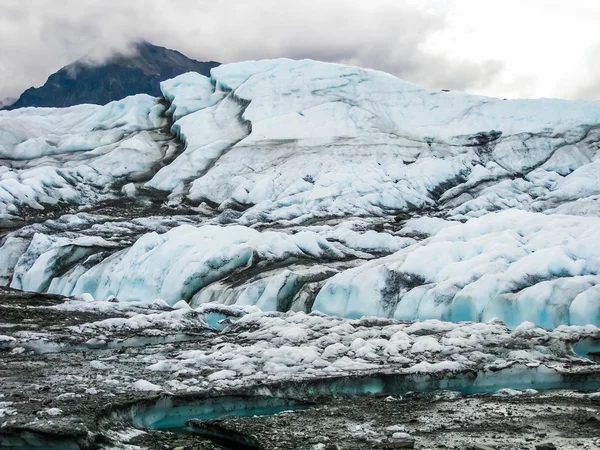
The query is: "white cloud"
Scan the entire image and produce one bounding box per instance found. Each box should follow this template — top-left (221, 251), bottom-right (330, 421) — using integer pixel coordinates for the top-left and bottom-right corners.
top-left (0, 0), bottom-right (598, 100)
top-left (426, 0), bottom-right (600, 99)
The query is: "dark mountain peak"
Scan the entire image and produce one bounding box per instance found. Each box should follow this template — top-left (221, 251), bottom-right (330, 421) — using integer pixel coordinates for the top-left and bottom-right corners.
top-left (6, 42), bottom-right (220, 110)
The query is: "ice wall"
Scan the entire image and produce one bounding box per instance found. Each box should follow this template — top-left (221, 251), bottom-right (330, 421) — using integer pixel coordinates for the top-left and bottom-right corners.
top-left (12, 224), bottom-right (344, 305)
top-left (313, 210), bottom-right (600, 328)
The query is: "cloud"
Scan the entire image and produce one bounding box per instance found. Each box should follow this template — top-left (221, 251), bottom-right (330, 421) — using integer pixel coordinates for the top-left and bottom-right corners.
top-left (570, 45), bottom-right (600, 100)
top-left (0, 0), bottom-right (505, 99)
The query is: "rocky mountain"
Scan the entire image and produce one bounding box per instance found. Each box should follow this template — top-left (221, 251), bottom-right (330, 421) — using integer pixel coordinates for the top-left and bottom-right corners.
top-left (4, 42), bottom-right (219, 109)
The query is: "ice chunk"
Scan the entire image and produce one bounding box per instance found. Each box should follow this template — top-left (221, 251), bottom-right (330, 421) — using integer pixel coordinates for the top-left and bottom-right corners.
top-left (133, 380), bottom-right (162, 391)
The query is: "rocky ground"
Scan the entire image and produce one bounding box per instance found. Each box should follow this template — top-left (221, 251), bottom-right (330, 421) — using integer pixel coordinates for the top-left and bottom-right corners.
top-left (1, 287), bottom-right (600, 450)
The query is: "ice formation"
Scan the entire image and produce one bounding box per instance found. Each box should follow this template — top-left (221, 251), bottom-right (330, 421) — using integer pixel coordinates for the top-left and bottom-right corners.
top-left (2, 298), bottom-right (599, 393)
top-left (314, 210), bottom-right (600, 327)
top-left (0, 96), bottom-right (165, 219)
top-left (1, 58), bottom-right (600, 329)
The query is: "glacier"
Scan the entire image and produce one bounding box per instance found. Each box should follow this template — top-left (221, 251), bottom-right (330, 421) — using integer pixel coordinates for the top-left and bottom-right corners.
top-left (1, 58), bottom-right (600, 331)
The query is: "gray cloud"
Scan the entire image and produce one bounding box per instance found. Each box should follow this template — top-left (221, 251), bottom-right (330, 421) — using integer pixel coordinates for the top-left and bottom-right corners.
top-left (1, 0), bottom-right (506, 99)
top-left (570, 45), bottom-right (600, 100)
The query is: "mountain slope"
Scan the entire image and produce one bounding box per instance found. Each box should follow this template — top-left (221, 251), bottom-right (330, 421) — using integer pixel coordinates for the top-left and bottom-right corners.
top-left (5, 42), bottom-right (219, 109)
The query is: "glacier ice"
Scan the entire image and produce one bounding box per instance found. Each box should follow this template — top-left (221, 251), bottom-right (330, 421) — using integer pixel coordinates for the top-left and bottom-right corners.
top-left (2, 58), bottom-right (600, 225)
top-left (0, 95), bottom-right (166, 219)
top-left (16, 224), bottom-right (344, 305)
top-left (314, 210), bottom-right (600, 327)
top-left (145, 95), bottom-right (249, 192)
top-left (149, 59), bottom-right (600, 225)
top-left (1, 58), bottom-right (600, 331)
top-left (0, 95), bottom-right (163, 160)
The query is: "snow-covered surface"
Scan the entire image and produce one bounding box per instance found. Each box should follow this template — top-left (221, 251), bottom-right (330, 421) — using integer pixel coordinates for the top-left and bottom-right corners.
top-left (4, 59), bottom-right (598, 224)
top-left (150, 59), bottom-right (600, 225)
top-left (1, 58), bottom-right (600, 330)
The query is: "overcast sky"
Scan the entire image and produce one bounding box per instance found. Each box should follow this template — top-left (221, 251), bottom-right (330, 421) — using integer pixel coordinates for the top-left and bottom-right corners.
top-left (1, 0), bottom-right (600, 102)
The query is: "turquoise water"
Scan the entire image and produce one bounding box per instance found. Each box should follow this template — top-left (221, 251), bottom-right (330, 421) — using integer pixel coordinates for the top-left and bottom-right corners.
top-left (129, 395), bottom-right (310, 430)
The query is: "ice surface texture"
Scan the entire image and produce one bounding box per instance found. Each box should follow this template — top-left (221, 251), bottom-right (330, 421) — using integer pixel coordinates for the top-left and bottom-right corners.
top-left (1, 58), bottom-right (600, 328)
top-left (153, 59), bottom-right (600, 225)
top-left (0, 95), bottom-right (165, 218)
top-left (314, 210), bottom-right (600, 327)
top-left (2, 297), bottom-right (599, 393)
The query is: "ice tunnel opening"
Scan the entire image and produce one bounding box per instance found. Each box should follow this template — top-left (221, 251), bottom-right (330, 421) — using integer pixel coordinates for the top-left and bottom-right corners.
top-left (574, 337), bottom-right (600, 363)
top-left (121, 395), bottom-right (311, 430)
top-left (203, 311), bottom-right (236, 331)
top-left (101, 364), bottom-right (600, 448)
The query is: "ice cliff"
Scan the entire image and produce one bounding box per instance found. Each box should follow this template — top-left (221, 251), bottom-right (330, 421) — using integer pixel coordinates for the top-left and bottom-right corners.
top-left (1, 58), bottom-right (600, 328)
